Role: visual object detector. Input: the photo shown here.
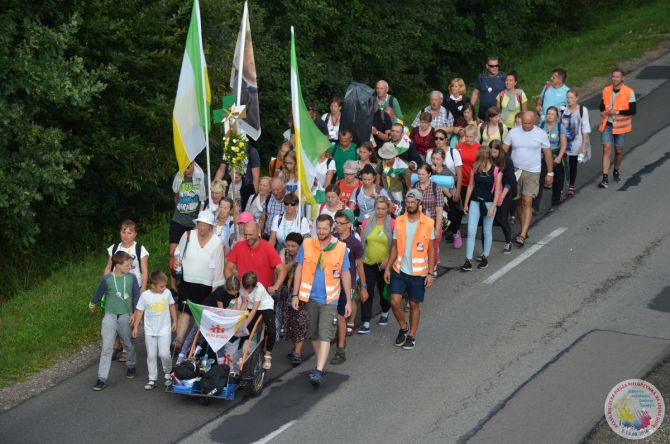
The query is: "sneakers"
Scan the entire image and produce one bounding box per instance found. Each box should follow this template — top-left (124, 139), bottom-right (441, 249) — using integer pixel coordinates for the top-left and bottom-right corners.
top-left (395, 328), bottom-right (409, 346)
top-left (549, 205), bottom-right (559, 213)
top-left (613, 169), bottom-right (621, 183)
top-left (503, 242), bottom-right (512, 254)
top-left (598, 175), bottom-right (609, 188)
top-left (330, 347), bottom-right (346, 365)
top-left (144, 380), bottom-right (156, 390)
top-left (126, 367), bottom-right (136, 379)
top-left (92, 379), bottom-right (106, 391)
top-left (402, 336), bottom-right (416, 350)
top-left (164, 374), bottom-right (173, 387)
top-left (475, 254), bottom-right (484, 262)
top-left (290, 354), bottom-right (304, 366)
top-left (357, 322), bottom-right (371, 334)
top-left (567, 185), bottom-right (576, 197)
top-left (478, 257), bottom-right (489, 269)
top-left (309, 369), bottom-right (324, 387)
top-left (460, 259), bottom-right (473, 272)
top-left (378, 312), bottom-right (389, 326)
top-left (263, 355), bottom-right (272, 370)
top-left (453, 230), bottom-right (462, 249)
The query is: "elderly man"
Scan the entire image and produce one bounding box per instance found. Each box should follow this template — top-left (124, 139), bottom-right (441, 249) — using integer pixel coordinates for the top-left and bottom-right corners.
top-left (503, 111), bottom-right (553, 247)
top-left (375, 80), bottom-right (403, 121)
top-left (471, 56), bottom-right (506, 120)
top-left (225, 220), bottom-right (286, 294)
top-left (389, 123), bottom-right (422, 171)
top-left (411, 91), bottom-right (454, 133)
top-left (260, 177), bottom-right (286, 237)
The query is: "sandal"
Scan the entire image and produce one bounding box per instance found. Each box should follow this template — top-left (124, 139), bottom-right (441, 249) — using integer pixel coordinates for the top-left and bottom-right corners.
top-left (291, 354), bottom-right (304, 366)
top-left (118, 352), bottom-right (127, 363)
top-left (346, 323), bottom-right (355, 336)
top-left (567, 186), bottom-right (575, 197)
top-left (515, 235), bottom-right (526, 247)
top-left (263, 355), bottom-right (272, 370)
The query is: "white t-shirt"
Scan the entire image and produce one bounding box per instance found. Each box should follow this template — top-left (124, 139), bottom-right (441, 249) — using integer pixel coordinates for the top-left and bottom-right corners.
top-left (426, 147), bottom-right (463, 176)
top-left (107, 242), bottom-right (149, 285)
top-left (322, 113), bottom-right (340, 141)
top-left (245, 282), bottom-right (275, 311)
top-left (314, 158), bottom-right (336, 188)
top-left (136, 289), bottom-right (175, 336)
top-left (504, 126), bottom-right (550, 173)
top-left (271, 215), bottom-right (311, 251)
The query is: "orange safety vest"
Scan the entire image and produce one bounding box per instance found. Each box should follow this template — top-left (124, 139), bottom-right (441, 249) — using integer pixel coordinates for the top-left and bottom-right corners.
top-left (599, 84), bottom-right (634, 134)
top-left (298, 237), bottom-right (347, 304)
top-left (393, 212), bottom-right (435, 276)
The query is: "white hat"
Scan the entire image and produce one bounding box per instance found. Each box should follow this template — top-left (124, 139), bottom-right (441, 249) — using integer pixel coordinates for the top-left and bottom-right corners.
top-left (193, 210), bottom-right (215, 226)
top-left (378, 142), bottom-right (398, 159)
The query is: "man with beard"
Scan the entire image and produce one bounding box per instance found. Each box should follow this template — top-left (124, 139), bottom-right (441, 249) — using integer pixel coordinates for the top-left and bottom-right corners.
top-left (384, 189), bottom-right (435, 350)
top-left (292, 214), bottom-right (352, 387)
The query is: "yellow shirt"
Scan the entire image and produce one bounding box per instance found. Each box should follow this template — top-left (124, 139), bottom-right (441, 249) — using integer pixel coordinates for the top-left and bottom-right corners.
top-left (364, 225), bottom-right (389, 265)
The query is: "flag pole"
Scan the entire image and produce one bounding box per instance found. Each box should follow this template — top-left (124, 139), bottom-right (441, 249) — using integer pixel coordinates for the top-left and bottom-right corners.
top-left (195, 0), bottom-right (212, 207)
top-left (290, 26), bottom-right (303, 221)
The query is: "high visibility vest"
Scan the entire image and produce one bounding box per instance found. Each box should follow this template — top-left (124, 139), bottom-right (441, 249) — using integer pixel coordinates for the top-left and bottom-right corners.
top-left (298, 238), bottom-right (347, 304)
top-left (393, 212), bottom-right (435, 276)
top-left (599, 84), bottom-right (634, 134)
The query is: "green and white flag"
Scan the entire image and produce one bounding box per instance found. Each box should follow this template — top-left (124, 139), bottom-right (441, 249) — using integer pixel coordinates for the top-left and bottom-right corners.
top-left (186, 300), bottom-right (247, 352)
top-left (172, 0), bottom-right (211, 175)
top-left (290, 27), bottom-right (331, 216)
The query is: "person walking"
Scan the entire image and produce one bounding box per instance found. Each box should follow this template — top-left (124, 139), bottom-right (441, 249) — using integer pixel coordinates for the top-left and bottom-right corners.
top-left (561, 89), bottom-right (591, 197)
top-left (292, 214), bottom-right (352, 387)
top-left (471, 56), bottom-right (506, 121)
top-left (384, 189), bottom-right (436, 350)
top-left (598, 68), bottom-right (636, 188)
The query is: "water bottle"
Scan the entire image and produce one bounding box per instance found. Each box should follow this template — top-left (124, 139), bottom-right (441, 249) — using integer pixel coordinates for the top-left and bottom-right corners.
top-left (173, 250), bottom-right (182, 277)
top-left (578, 153), bottom-right (585, 164)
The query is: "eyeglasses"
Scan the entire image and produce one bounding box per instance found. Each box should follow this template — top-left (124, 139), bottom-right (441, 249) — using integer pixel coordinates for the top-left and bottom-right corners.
top-left (334, 221), bottom-right (350, 225)
top-left (434, 136), bottom-right (446, 141)
top-left (284, 201), bottom-right (298, 206)
top-left (488, 64), bottom-right (499, 68)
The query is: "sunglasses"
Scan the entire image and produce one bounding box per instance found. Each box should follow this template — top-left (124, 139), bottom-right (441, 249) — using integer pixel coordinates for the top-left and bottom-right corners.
top-left (488, 64), bottom-right (499, 68)
top-left (284, 201), bottom-right (298, 206)
top-left (435, 136), bottom-right (446, 141)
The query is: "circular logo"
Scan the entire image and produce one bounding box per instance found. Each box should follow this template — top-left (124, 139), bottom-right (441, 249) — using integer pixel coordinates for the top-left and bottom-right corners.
top-left (605, 379), bottom-right (665, 440)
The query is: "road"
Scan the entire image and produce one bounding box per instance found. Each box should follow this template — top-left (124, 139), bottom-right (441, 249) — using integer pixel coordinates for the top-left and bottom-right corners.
top-left (2, 54), bottom-right (670, 444)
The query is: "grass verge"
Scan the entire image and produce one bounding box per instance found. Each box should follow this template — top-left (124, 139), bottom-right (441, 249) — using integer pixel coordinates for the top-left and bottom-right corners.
top-left (1, 0), bottom-right (670, 388)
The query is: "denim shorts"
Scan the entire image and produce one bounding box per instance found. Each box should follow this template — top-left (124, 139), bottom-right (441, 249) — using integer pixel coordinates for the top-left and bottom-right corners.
top-left (601, 124), bottom-right (627, 147)
top-left (390, 269), bottom-right (426, 303)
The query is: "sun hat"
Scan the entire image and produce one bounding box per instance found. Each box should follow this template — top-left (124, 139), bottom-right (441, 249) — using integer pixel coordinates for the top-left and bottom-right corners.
top-left (378, 142), bottom-right (398, 160)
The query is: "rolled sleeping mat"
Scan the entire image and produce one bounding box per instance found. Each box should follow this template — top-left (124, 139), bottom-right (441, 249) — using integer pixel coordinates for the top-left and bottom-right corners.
top-left (410, 173), bottom-right (455, 188)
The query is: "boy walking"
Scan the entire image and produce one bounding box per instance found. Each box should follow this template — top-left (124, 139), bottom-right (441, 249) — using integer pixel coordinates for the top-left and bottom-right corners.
top-left (89, 251), bottom-right (140, 391)
top-left (132, 271), bottom-right (177, 390)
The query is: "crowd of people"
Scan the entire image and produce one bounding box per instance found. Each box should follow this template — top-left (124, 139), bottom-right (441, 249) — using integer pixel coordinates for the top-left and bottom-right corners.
top-left (89, 59), bottom-right (636, 390)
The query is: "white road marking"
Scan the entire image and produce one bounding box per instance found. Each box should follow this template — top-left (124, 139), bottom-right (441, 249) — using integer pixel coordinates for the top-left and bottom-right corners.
top-left (483, 227), bottom-right (568, 285)
top-left (251, 420), bottom-right (297, 444)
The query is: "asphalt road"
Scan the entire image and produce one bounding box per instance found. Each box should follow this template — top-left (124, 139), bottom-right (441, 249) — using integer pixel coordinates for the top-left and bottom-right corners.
top-left (2, 54), bottom-right (670, 444)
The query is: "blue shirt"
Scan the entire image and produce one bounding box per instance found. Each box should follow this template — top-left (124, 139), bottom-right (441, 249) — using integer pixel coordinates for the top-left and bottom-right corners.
top-left (475, 71), bottom-right (506, 116)
top-left (540, 84), bottom-right (570, 119)
top-left (296, 243), bottom-right (350, 305)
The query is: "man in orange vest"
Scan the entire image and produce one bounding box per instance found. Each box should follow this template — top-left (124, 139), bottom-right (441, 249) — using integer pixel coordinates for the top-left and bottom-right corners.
top-left (384, 189), bottom-right (436, 350)
top-left (598, 68), bottom-right (636, 188)
top-left (292, 214), bottom-right (352, 387)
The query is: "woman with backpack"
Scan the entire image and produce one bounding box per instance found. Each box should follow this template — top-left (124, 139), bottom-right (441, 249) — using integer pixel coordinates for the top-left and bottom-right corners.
top-left (479, 106), bottom-right (509, 147)
top-left (533, 106), bottom-right (567, 212)
top-left (245, 176), bottom-right (271, 221)
top-left (356, 141), bottom-right (377, 176)
top-left (349, 165), bottom-right (389, 224)
top-left (460, 145), bottom-right (502, 271)
top-left (490, 141), bottom-right (516, 254)
top-left (322, 96), bottom-right (343, 143)
top-left (411, 164), bottom-right (444, 261)
top-left (497, 71), bottom-right (528, 129)
top-left (561, 89), bottom-right (592, 197)
top-left (278, 150), bottom-right (299, 194)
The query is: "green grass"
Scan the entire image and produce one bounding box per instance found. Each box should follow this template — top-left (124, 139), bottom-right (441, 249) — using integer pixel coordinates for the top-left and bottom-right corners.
top-left (1, 0), bottom-right (670, 388)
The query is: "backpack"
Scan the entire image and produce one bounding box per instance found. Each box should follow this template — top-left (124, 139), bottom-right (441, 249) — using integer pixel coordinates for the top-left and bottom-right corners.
top-left (173, 360), bottom-right (198, 381)
top-left (479, 122), bottom-right (504, 141)
top-left (111, 242), bottom-right (143, 275)
top-left (497, 90), bottom-right (523, 110)
top-left (541, 82), bottom-right (551, 103)
top-left (200, 364), bottom-right (230, 395)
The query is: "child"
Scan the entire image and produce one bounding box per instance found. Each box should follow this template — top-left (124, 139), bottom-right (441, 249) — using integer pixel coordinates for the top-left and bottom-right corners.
top-left (132, 271), bottom-right (177, 390)
top-left (89, 251), bottom-right (140, 391)
top-left (242, 271), bottom-right (276, 370)
top-left (103, 219), bottom-right (149, 362)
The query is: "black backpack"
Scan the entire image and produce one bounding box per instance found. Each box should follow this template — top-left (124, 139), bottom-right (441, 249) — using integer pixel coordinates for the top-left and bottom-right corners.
top-left (111, 242), bottom-right (143, 275)
top-left (200, 364), bottom-right (230, 395)
top-left (173, 360), bottom-right (198, 380)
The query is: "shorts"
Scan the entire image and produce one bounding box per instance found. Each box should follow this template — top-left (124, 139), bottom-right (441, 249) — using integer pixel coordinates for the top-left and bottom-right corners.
top-left (169, 220), bottom-right (192, 244)
top-left (306, 300), bottom-right (338, 342)
top-left (389, 269), bottom-right (426, 303)
top-left (178, 281), bottom-right (212, 314)
top-left (601, 124), bottom-right (627, 147)
top-left (515, 170), bottom-right (540, 199)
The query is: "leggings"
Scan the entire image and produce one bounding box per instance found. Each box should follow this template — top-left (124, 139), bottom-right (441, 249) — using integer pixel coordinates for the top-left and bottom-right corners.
top-left (494, 195), bottom-right (512, 243)
top-left (248, 309), bottom-right (276, 352)
top-left (448, 188), bottom-right (468, 234)
top-left (568, 155), bottom-right (578, 186)
top-left (466, 201), bottom-right (496, 260)
top-left (534, 159), bottom-right (566, 208)
top-left (361, 262), bottom-right (391, 323)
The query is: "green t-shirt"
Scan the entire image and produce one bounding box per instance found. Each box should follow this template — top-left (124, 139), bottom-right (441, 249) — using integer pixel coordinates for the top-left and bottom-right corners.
top-left (103, 273), bottom-right (135, 315)
top-left (330, 143), bottom-right (358, 180)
